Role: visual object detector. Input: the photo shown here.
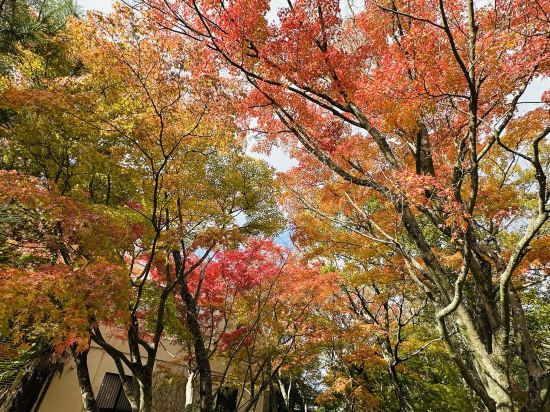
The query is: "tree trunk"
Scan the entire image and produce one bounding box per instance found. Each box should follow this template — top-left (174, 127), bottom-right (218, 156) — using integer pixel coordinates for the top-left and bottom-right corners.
top-left (454, 307), bottom-right (512, 412)
top-left (379, 339), bottom-right (414, 412)
top-left (180, 280), bottom-right (214, 412)
top-left (138, 373), bottom-right (153, 412)
top-left (388, 363), bottom-right (414, 412)
top-left (510, 290), bottom-right (550, 411)
top-left (278, 376), bottom-right (291, 411)
top-left (71, 346), bottom-right (100, 412)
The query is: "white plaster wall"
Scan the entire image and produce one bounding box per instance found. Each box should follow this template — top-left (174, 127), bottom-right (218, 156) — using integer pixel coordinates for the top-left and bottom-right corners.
top-left (38, 331), bottom-right (182, 412)
top-left (36, 331), bottom-right (264, 412)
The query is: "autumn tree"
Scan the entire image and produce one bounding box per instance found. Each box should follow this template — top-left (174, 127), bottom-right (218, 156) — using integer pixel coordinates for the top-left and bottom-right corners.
top-left (159, 239), bottom-right (333, 411)
top-left (144, 0), bottom-right (550, 410)
top-left (0, 170), bottom-right (137, 411)
top-left (1, 4), bottom-right (283, 412)
top-left (280, 157), bottom-right (483, 410)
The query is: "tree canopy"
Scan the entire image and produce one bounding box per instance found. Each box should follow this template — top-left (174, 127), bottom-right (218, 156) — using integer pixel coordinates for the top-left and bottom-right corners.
top-left (0, 1), bottom-right (548, 411)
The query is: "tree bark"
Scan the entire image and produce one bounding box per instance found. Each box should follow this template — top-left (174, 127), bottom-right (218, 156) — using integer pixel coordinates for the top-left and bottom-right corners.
top-left (278, 376), bottom-right (291, 411)
top-left (180, 279), bottom-right (214, 412)
top-left (510, 290), bottom-right (550, 412)
top-left (138, 373), bottom-right (153, 412)
top-left (379, 339), bottom-right (414, 412)
top-left (455, 307), bottom-right (512, 412)
top-left (71, 346), bottom-right (100, 412)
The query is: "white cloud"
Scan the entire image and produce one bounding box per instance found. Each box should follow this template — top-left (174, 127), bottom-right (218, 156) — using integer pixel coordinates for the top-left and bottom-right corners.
top-left (246, 145), bottom-right (298, 173)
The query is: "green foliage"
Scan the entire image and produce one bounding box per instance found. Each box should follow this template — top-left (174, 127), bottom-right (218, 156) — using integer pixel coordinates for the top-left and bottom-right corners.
top-left (0, 0), bottom-right (77, 69)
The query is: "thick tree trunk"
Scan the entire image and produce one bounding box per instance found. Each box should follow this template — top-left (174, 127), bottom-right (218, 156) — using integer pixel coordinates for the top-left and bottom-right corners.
top-left (71, 346), bottom-right (100, 412)
top-left (454, 307), bottom-right (512, 412)
top-left (180, 280), bottom-right (214, 412)
top-left (138, 373), bottom-right (153, 412)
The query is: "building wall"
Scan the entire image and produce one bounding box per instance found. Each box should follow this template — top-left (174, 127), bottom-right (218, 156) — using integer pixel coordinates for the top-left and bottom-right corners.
top-left (38, 345), bottom-right (104, 412)
top-left (37, 333), bottom-right (266, 412)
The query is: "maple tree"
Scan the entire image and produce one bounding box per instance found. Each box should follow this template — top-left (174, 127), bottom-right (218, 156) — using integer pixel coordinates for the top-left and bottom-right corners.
top-left (158, 239), bottom-right (334, 411)
top-left (280, 163), bottom-right (487, 410)
top-left (0, 4), bottom-right (283, 412)
top-left (142, 0), bottom-right (550, 410)
top-left (0, 170), bottom-right (136, 411)
top-left (0, 0), bottom-right (548, 411)
top-left (277, 190), bottom-right (478, 410)
top-left (221, 245), bottom-right (335, 412)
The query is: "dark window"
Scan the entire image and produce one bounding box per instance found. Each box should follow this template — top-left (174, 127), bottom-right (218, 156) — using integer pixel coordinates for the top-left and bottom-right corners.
top-left (215, 386), bottom-right (238, 412)
top-left (97, 373), bottom-right (133, 412)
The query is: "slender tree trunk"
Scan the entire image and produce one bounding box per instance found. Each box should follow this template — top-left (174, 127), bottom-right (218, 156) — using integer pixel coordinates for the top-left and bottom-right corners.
top-left (388, 363), bottom-right (413, 412)
top-left (105, 173), bottom-right (111, 205)
top-left (71, 346), bottom-right (100, 412)
top-left (180, 280), bottom-right (214, 412)
top-left (278, 376), bottom-right (291, 411)
top-left (379, 339), bottom-right (414, 412)
top-left (112, 357), bottom-right (140, 412)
